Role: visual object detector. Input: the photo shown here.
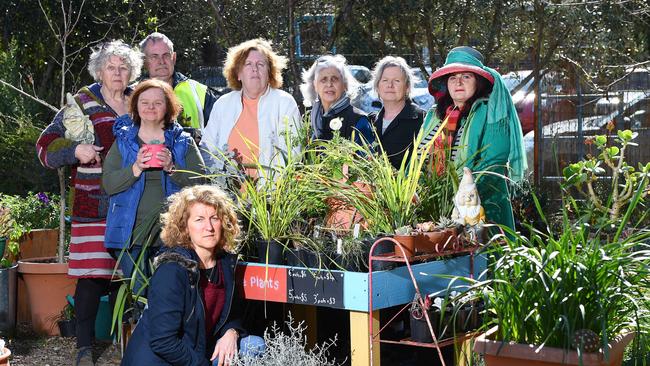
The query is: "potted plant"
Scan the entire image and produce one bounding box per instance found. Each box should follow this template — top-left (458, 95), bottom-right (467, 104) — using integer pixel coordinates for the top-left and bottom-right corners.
top-left (0, 192), bottom-right (60, 261)
top-left (9, 192), bottom-right (75, 336)
top-left (56, 302), bottom-right (75, 337)
top-left (341, 129), bottom-right (439, 259)
top-left (463, 178), bottom-right (650, 366)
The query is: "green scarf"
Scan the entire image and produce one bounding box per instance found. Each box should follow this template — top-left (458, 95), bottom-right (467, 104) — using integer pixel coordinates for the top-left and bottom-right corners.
top-left (442, 50), bottom-right (527, 182)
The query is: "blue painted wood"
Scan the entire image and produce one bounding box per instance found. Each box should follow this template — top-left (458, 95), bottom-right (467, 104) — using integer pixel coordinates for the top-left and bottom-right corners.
top-left (369, 254), bottom-right (487, 310)
top-left (238, 254), bottom-right (486, 311)
top-left (343, 271), bottom-right (369, 311)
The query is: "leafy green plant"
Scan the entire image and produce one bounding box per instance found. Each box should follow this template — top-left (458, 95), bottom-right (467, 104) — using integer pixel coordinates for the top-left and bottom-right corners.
top-left (416, 143), bottom-right (459, 223)
top-left (341, 129), bottom-right (438, 235)
top-left (0, 192), bottom-right (59, 267)
top-left (454, 188), bottom-right (650, 356)
top-left (562, 129), bottom-right (650, 227)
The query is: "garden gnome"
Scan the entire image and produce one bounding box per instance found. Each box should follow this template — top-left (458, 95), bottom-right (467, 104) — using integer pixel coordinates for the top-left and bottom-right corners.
top-left (452, 168), bottom-right (486, 242)
top-left (62, 92), bottom-right (95, 144)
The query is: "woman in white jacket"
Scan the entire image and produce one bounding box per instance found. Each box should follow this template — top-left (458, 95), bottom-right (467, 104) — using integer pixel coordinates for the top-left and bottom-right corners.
top-left (201, 38), bottom-right (300, 180)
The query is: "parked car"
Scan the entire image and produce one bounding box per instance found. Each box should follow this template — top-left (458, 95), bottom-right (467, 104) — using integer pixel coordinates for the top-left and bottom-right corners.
top-left (502, 70), bottom-right (536, 135)
top-left (347, 65), bottom-right (372, 84)
top-left (352, 67), bottom-right (435, 113)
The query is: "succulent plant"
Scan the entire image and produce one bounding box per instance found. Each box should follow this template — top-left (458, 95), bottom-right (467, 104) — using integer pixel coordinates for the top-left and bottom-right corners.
top-left (435, 216), bottom-right (457, 229)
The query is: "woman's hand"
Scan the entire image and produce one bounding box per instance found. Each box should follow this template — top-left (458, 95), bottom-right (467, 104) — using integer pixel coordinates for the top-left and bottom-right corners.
top-left (210, 329), bottom-right (238, 366)
top-left (157, 147), bottom-right (175, 173)
top-left (75, 144), bottom-right (104, 165)
top-left (132, 146), bottom-right (152, 177)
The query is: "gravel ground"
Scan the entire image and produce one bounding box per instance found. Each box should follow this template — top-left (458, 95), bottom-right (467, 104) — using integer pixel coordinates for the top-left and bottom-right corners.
top-left (3, 323), bottom-right (122, 366)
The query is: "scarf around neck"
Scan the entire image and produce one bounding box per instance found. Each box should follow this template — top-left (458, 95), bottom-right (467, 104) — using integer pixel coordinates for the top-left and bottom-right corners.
top-left (310, 95), bottom-right (351, 139)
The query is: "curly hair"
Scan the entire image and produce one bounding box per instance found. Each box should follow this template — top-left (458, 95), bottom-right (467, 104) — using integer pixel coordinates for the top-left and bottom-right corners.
top-left (160, 185), bottom-right (241, 253)
top-left (129, 79), bottom-right (182, 129)
top-left (223, 38), bottom-right (287, 90)
top-left (87, 40), bottom-right (143, 83)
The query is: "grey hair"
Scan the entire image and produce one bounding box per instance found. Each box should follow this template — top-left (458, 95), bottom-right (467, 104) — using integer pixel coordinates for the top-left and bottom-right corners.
top-left (139, 32), bottom-right (175, 53)
top-left (371, 56), bottom-right (420, 99)
top-left (87, 40), bottom-right (144, 83)
top-left (300, 54), bottom-right (359, 103)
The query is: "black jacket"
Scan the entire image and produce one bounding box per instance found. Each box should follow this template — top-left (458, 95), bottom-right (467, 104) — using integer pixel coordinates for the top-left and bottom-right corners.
top-left (313, 104), bottom-right (374, 144)
top-left (370, 101), bottom-right (426, 169)
top-left (122, 247), bottom-right (244, 365)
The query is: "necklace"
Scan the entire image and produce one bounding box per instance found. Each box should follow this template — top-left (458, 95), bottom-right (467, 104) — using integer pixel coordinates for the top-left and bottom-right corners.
top-left (201, 261), bottom-right (218, 283)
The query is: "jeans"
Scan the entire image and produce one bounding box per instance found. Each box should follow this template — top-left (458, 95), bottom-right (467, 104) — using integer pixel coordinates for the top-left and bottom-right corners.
top-left (211, 335), bottom-right (266, 365)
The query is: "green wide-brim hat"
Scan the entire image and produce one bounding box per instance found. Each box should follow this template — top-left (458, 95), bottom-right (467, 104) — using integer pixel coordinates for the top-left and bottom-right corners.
top-left (428, 46), bottom-right (495, 97)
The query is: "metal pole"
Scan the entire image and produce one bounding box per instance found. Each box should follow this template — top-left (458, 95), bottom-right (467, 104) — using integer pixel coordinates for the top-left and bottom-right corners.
top-left (576, 69), bottom-right (584, 161)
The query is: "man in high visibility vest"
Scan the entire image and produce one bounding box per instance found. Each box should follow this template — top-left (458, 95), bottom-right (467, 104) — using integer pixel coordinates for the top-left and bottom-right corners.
top-left (139, 32), bottom-right (219, 131)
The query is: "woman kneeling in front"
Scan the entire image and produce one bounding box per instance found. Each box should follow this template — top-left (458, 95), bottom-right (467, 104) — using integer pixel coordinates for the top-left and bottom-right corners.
top-left (122, 185), bottom-right (265, 366)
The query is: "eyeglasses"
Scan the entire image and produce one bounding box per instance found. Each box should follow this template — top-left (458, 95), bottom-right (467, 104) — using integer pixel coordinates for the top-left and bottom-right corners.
top-left (146, 53), bottom-right (173, 62)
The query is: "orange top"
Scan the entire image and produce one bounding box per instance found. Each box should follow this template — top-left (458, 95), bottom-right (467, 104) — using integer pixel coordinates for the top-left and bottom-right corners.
top-left (228, 96), bottom-right (260, 177)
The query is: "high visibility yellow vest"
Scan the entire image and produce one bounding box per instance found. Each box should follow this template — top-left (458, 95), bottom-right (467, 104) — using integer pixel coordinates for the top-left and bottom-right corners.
top-left (174, 79), bottom-right (207, 129)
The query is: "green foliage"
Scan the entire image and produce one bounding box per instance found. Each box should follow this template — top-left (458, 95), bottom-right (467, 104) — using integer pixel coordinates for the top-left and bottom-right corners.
top-left (416, 145), bottom-right (459, 223)
top-left (465, 205), bottom-right (650, 352)
top-left (0, 192), bottom-right (59, 267)
top-left (562, 129), bottom-right (650, 227)
top-left (451, 162), bottom-right (650, 355)
top-left (0, 114), bottom-right (59, 194)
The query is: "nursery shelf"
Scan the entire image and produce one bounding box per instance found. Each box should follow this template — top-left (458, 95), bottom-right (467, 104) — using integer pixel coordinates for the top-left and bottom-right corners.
top-left (378, 331), bottom-right (479, 349)
top-left (369, 245), bottom-right (481, 263)
top-left (368, 237), bottom-right (481, 366)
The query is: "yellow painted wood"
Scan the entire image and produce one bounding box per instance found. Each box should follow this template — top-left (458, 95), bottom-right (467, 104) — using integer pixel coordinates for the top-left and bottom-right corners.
top-left (350, 310), bottom-right (380, 366)
top-left (457, 337), bottom-right (473, 366)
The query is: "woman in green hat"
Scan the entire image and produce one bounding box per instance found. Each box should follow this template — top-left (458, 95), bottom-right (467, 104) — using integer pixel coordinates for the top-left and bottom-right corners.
top-left (420, 46), bottom-right (527, 232)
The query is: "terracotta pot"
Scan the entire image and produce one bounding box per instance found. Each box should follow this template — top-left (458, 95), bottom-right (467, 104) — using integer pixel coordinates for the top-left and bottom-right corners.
top-left (474, 327), bottom-right (635, 366)
top-left (324, 181), bottom-right (371, 232)
top-left (15, 228), bottom-right (58, 324)
top-left (17, 257), bottom-right (77, 336)
top-left (416, 229), bottom-right (458, 254)
top-left (0, 347), bottom-right (10, 366)
top-left (392, 235), bottom-right (419, 259)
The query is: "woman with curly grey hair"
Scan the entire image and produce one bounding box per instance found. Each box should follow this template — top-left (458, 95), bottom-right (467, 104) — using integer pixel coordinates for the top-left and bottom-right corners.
top-left (35, 39), bottom-right (142, 366)
top-left (123, 185), bottom-right (265, 366)
top-left (369, 56), bottom-right (426, 169)
top-left (300, 54), bottom-right (373, 144)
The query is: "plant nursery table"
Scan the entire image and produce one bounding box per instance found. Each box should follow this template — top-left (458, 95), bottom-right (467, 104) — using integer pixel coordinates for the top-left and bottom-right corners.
top-left (236, 249), bottom-right (486, 366)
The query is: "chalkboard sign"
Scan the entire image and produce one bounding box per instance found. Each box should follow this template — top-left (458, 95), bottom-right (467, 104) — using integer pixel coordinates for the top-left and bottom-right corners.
top-left (287, 267), bottom-right (345, 309)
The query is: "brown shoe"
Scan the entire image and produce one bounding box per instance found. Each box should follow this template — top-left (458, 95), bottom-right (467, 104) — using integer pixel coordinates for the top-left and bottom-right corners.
top-left (74, 346), bottom-right (94, 366)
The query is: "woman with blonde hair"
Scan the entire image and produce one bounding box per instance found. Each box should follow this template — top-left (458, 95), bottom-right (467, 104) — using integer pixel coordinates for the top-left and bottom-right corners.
top-left (122, 185), bottom-right (265, 366)
top-left (202, 38), bottom-right (300, 177)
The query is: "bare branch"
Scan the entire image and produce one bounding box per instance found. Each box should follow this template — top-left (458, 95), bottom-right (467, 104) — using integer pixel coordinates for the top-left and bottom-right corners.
top-left (0, 79), bottom-right (58, 112)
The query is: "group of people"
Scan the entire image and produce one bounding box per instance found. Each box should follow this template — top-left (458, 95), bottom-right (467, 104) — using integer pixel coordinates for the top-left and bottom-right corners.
top-left (35, 30), bottom-right (526, 366)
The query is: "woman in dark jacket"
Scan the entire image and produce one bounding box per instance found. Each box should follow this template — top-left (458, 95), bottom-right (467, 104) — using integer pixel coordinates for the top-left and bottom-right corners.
top-left (369, 56), bottom-right (426, 169)
top-left (300, 54), bottom-right (374, 145)
top-left (122, 185), bottom-right (264, 366)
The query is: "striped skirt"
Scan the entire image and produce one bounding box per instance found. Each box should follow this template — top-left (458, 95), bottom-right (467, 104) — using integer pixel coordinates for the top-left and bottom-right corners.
top-left (68, 220), bottom-right (118, 278)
